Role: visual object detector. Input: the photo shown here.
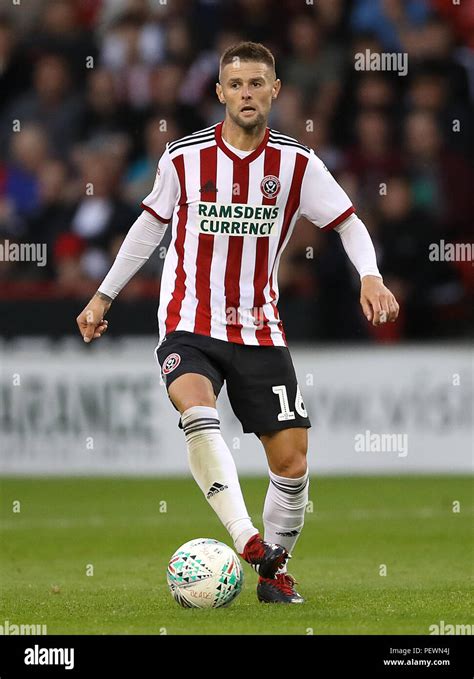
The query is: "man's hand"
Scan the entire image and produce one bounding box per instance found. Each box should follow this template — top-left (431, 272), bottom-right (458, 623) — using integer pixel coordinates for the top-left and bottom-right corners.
top-left (360, 275), bottom-right (399, 326)
top-left (76, 292), bottom-right (112, 343)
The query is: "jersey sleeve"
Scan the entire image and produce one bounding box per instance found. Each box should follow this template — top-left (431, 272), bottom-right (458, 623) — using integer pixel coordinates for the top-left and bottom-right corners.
top-left (299, 150), bottom-right (354, 230)
top-left (141, 146), bottom-right (179, 223)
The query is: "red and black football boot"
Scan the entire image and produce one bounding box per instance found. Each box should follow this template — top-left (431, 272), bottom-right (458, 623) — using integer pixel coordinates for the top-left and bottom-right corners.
top-left (239, 533), bottom-right (288, 579)
top-left (257, 572), bottom-right (305, 604)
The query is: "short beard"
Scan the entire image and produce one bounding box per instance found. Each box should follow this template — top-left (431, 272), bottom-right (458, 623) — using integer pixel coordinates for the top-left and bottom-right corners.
top-left (228, 109), bottom-right (266, 132)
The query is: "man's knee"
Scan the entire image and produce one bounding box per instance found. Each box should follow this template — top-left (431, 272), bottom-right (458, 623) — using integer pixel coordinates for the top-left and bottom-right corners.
top-left (168, 373), bottom-right (216, 413)
top-left (271, 452), bottom-right (308, 477)
top-left (261, 428), bottom-right (308, 478)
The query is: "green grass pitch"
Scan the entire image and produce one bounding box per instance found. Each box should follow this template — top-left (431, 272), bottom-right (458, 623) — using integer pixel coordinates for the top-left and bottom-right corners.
top-left (0, 476), bottom-right (472, 635)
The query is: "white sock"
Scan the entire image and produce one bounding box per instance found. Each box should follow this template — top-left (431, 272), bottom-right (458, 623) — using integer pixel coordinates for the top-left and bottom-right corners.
top-left (181, 405), bottom-right (258, 554)
top-left (263, 467), bottom-right (309, 573)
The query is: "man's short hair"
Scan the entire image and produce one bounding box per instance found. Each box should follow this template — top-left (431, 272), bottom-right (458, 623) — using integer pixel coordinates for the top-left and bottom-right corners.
top-left (219, 41), bottom-right (276, 79)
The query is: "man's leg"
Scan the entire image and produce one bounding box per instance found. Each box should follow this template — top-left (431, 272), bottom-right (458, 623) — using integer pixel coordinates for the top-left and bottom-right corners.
top-left (168, 374), bottom-right (288, 577)
top-left (260, 427), bottom-right (309, 565)
top-left (254, 427), bottom-right (309, 603)
top-left (168, 373), bottom-right (257, 553)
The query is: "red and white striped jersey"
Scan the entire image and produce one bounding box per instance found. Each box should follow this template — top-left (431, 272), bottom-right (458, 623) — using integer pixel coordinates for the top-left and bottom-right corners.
top-left (142, 121), bottom-right (354, 347)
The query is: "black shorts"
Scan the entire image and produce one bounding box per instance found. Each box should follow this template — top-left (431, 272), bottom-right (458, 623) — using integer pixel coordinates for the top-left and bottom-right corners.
top-left (155, 330), bottom-right (311, 438)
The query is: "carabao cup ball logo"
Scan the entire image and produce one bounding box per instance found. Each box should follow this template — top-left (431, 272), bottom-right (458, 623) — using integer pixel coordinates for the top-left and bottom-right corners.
top-left (162, 352), bottom-right (181, 374)
top-left (260, 175), bottom-right (281, 199)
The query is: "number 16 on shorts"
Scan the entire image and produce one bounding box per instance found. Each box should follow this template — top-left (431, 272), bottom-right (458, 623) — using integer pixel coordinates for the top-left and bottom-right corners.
top-left (273, 385), bottom-right (308, 421)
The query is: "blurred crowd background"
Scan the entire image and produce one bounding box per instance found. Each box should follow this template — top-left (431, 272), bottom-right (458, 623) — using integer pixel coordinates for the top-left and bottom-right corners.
top-left (0, 0), bottom-right (473, 341)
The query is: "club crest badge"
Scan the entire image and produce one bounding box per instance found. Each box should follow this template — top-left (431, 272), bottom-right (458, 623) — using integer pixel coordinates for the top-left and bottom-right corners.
top-left (260, 175), bottom-right (281, 199)
top-left (162, 353), bottom-right (181, 374)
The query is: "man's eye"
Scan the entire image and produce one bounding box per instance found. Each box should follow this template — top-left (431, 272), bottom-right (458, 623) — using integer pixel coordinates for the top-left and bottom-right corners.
top-left (252, 82), bottom-right (262, 87)
top-left (231, 83), bottom-right (239, 89)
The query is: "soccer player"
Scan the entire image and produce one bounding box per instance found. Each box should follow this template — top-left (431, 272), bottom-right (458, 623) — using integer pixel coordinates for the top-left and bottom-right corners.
top-left (77, 42), bottom-right (399, 604)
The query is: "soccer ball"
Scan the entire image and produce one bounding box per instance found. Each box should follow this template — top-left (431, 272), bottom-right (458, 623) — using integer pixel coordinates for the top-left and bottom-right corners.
top-left (167, 538), bottom-right (244, 608)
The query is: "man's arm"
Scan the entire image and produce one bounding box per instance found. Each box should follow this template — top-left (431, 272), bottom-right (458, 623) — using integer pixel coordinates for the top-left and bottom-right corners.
top-left (298, 151), bottom-right (399, 327)
top-left (77, 143), bottom-right (178, 343)
top-left (76, 210), bottom-right (169, 342)
top-left (335, 214), bottom-right (399, 325)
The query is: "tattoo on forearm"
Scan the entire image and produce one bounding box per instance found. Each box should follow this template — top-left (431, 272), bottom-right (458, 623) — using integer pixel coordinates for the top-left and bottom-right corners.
top-left (95, 291), bottom-right (113, 304)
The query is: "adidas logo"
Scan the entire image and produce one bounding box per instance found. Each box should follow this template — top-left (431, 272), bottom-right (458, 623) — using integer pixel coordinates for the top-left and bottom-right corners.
top-left (206, 482), bottom-right (228, 499)
top-left (200, 180), bottom-right (218, 194)
top-left (275, 529), bottom-right (300, 537)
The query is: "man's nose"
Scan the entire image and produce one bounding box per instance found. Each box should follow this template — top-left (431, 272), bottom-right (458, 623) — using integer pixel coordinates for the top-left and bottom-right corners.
top-left (241, 86), bottom-right (251, 99)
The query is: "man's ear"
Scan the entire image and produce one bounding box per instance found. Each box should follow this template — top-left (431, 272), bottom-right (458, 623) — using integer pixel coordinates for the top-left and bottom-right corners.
top-left (216, 82), bottom-right (226, 105)
top-left (272, 78), bottom-right (282, 100)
